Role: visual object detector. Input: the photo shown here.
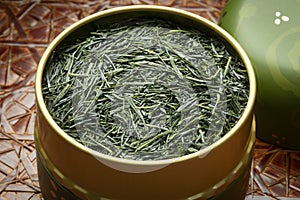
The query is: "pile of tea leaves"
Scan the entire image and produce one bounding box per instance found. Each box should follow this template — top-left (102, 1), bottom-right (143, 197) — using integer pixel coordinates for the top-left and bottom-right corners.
top-left (42, 18), bottom-right (249, 160)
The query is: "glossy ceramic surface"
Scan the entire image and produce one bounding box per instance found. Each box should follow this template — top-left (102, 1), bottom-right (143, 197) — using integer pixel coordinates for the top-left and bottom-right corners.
top-left (219, 0), bottom-right (300, 150)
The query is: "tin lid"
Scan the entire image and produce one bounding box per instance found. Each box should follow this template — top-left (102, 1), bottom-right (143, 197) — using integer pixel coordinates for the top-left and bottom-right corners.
top-left (219, 0), bottom-right (300, 150)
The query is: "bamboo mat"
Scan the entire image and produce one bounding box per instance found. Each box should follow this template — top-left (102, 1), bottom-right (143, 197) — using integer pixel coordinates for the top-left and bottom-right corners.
top-left (0, 0), bottom-right (300, 199)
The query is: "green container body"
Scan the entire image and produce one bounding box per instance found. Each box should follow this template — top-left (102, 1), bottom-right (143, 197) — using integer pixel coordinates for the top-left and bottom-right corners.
top-left (220, 0), bottom-right (300, 150)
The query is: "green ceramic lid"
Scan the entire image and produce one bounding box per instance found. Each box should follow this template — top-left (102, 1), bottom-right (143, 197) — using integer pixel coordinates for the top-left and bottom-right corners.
top-left (220, 0), bottom-right (300, 149)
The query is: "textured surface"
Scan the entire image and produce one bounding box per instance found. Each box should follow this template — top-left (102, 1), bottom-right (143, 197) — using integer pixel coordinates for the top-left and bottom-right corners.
top-left (0, 0), bottom-right (299, 199)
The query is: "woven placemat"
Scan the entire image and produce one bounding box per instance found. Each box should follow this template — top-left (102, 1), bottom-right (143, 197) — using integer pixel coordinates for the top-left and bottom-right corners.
top-left (0, 1), bottom-right (299, 199)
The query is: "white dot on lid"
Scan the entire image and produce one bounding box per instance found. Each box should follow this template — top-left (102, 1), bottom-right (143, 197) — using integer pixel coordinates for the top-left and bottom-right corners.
top-left (281, 15), bottom-right (290, 22)
top-left (275, 11), bottom-right (281, 17)
top-left (274, 18), bottom-right (281, 25)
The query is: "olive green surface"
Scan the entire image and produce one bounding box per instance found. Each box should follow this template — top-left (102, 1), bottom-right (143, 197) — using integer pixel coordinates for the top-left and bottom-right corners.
top-left (220, 0), bottom-right (300, 150)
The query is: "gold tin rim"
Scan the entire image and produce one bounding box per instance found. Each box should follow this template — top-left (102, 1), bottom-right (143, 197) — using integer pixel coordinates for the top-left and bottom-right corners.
top-left (35, 118), bottom-right (256, 199)
top-left (35, 5), bottom-right (256, 165)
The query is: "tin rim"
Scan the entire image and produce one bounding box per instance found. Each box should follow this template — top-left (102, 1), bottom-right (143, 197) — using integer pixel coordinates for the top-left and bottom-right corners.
top-left (34, 117), bottom-right (256, 199)
top-left (35, 5), bottom-right (256, 165)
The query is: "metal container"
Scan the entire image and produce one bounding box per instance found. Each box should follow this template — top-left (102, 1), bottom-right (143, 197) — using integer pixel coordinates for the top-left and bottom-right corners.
top-left (219, 0), bottom-right (300, 150)
top-left (35, 5), bottom-right (256, 200)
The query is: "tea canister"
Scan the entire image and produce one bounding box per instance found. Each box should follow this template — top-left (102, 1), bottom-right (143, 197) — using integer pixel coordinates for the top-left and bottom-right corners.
top-left (35, 5), bottom-right (257, 200)
top-left (220, 0), bottom-right (300, 150)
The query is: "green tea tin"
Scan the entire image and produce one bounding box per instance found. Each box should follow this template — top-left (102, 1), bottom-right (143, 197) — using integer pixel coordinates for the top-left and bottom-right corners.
top-left (35, 5), bottom-right (256, 199)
